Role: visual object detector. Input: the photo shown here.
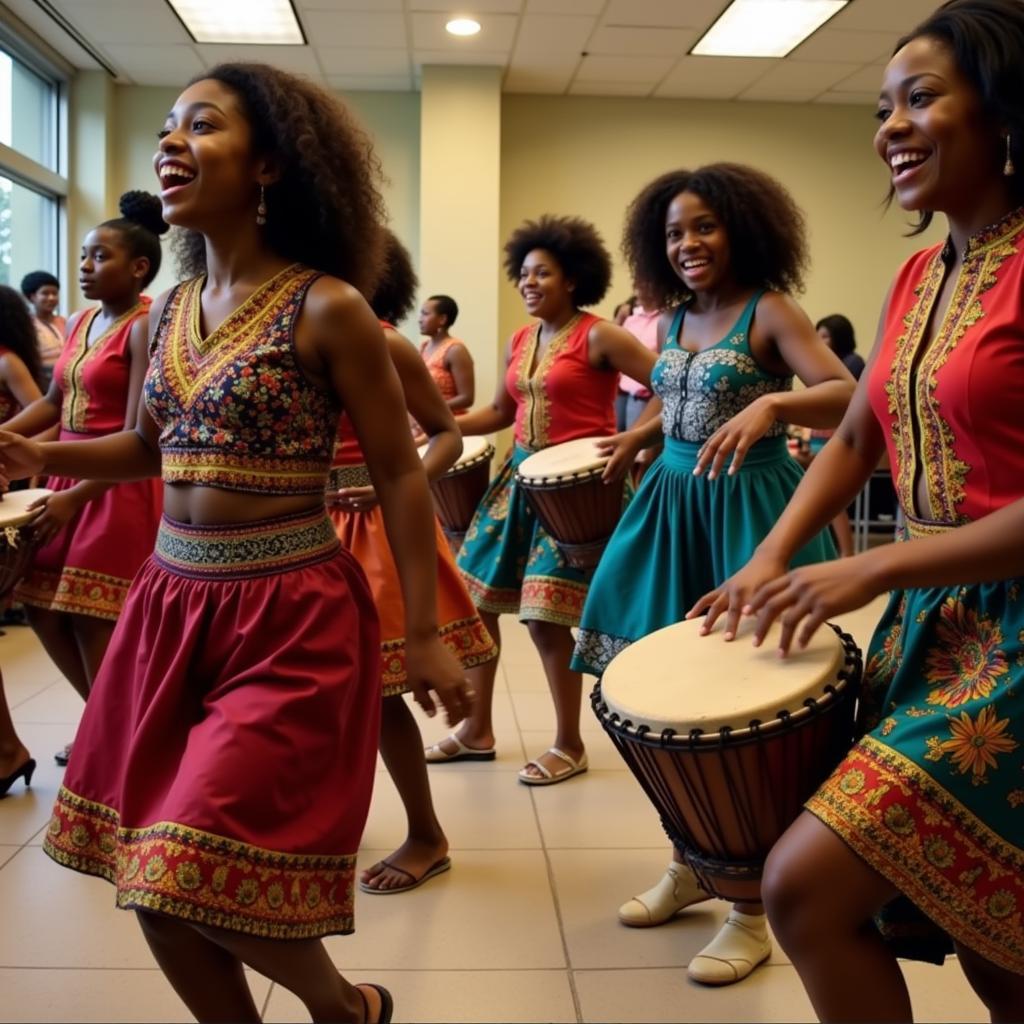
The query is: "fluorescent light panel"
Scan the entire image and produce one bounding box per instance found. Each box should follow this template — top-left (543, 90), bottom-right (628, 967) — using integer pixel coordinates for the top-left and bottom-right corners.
top-left (691, 0), bottom-right (848, 58)
top-left (446, 18), bottom-right (482, 37)
top-left (166, 0), bottom-right (305, 46)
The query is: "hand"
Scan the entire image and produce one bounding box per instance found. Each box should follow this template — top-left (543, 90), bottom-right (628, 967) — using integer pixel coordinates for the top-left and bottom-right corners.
top-left (694, 397), bottom-right (777, 479)
top-left (327, 484), bottom-right (378, 512)
top-left (27, 490), bottom-right (83, 545)
top-left (0, 430), bottom-right (44, 482)
top-left (597, 431), bottom-right (643, 483)
top-left (405, 636), bottom-right (474, 727)
top-left (687, 549), bottom-right (789, 640)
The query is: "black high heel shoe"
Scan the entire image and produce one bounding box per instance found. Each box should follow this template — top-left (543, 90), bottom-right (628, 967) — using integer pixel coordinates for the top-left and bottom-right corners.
top-left (0, 758), bottom-right (36, 797)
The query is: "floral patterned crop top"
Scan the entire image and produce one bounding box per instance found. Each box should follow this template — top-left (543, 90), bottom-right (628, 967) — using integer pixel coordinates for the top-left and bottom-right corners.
top-left (144, 264), bottom-right (340, 495)
top-left (651, 290), bottom-right (791, 444)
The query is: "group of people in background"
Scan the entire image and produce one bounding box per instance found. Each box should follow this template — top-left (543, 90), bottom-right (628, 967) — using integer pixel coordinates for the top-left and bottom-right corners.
top-left (0, 1), bottom-right (1020, 1021)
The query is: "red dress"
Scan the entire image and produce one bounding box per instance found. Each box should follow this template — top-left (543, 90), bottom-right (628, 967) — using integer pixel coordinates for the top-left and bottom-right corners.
top-left (43, 265), bottom-right (382, 940)
top-left (17, 302), bottom-right (163, 619)
top-left (419, 336), bottom-right (468, 415)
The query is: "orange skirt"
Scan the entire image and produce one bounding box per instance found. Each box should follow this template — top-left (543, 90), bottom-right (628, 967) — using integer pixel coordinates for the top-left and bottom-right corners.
top-left (330, 499), bottom-right (497, 696)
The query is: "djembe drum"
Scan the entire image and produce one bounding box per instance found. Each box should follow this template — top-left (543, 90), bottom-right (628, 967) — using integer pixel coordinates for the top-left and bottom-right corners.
top-left (420, 436), bottom-right (494, 552)
top-left (516, 437), bottom-right (625, 570)
top-left (0, 489), bottom-right (51, 600)
top-left (592, 617), bottom-right (861, 903)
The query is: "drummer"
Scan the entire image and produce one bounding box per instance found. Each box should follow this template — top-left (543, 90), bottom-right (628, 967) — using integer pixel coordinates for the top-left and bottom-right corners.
top-left (425, 214), bottom-right (656, 785)
top-left (572, 165), bottom-right (853, 985)
top-left (329, 230), bottom-right (496, 894)
top-left (692, 1), bottom-right (1024, 1016)
top-left (417, 294), bottom-right (474, 416)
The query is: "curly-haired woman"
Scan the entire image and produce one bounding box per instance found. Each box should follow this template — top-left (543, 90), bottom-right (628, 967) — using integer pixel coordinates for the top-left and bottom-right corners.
top-left (572, 164), bottom-right (854, 986)
top-left (425, 214), bottom-right (657, 786)
top-left (693, 2), bottom-right (1024, 1017)
top-left (0, 64), bottom-right (473, 1022)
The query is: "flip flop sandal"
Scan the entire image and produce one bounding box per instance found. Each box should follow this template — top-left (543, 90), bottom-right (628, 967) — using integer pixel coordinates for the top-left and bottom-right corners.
top-left (357, 983), bottom-right (394, 1024)
top-left (518, 747), bottom-right (589, 786)
top-left (424, 733), bottom-right (496, 763)
top-left (359, 855), bottom-right (452, 894)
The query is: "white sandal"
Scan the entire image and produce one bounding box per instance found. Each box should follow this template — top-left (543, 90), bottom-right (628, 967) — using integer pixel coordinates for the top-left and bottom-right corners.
top-left (518, 746), bottom-right (588, 786)
top-left (424, 734), bottom-right (496, 763)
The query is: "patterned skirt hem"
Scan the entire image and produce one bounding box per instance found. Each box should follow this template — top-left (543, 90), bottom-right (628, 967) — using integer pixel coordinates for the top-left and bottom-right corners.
top-left (42, 786), bottom-right (357, 940)
top-left (380, 616), bottom-right (498, 695)
top-left (571, 628), bottom-right (634, 676)
top-left (15, 567), bottom-right (130, 621)
top-left (806, 737), bottom-right (1024, 975)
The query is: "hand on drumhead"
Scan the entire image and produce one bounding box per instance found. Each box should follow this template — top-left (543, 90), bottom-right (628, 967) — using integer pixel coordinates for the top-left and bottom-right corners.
top-left (598, 432), bottom-right (642, 483)
top-left (693, 399), bottom-right (777, 480)
top-left (27, 491), bottom-right (82, 545)
top-left (745, 560), bottom-right (881, 656)
top-left (687, 550), bottom-right (788, 641)
top-left (328, 485), bottom-right (379, 512)
top-left (405, 636), bottom-right (474, 726)
top-left (0, 431), bottom-right (44, 481)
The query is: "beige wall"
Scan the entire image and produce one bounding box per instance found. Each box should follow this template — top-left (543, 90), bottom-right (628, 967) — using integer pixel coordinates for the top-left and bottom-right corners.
top-left (500, 94), bottom-right (944, 360)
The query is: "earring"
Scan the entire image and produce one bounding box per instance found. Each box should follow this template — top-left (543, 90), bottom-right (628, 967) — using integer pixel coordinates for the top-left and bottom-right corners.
top-left (256, 184), bottom-right (267, 225)
top-left (1004, 135), bottom-right (1015, 177)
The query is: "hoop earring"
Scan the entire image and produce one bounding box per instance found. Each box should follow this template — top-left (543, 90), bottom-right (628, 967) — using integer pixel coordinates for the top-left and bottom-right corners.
top-left (256, 184), bottom-right (268, 225)
top-left (1004, 135), bottom-right (1015, 177)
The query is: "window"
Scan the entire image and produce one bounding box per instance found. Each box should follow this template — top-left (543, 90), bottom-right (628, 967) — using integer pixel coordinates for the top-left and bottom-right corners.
top-left (0, 51), bottom-right (59, 172)
top-left (0, 175), bottom-right (59, 288)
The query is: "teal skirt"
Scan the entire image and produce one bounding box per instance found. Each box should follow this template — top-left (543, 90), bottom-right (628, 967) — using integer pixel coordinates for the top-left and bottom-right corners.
top-left (571, 436), bottom-right (836, 676)
top-left (807, 571), bottom-right (1024, 973)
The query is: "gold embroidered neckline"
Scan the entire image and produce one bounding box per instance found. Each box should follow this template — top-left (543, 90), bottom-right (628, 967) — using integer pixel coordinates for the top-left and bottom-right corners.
top-left (959, 205), bottom-right (1024, 261)
top-left (521, 312), bottom-right (584, 383)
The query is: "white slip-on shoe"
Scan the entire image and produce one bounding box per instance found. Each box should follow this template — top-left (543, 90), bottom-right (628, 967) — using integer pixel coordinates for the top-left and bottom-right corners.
top-left (618, 862), bottom-right (710, 927)
top-left (687, 910), bottom-right (772, 986)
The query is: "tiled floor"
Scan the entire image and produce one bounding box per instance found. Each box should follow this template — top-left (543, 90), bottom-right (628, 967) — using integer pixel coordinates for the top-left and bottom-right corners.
top-left (0, 599), bottom-right (988, 1022)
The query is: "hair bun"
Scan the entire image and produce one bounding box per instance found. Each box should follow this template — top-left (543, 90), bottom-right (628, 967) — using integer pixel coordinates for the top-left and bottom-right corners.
top-left (118, 190), bottom-right (169, 237)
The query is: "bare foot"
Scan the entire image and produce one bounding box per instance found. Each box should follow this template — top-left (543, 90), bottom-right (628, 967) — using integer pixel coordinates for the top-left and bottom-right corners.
top-left (361, 836), bottom-right (450, 892)
top-left (519, 744), bottom-right (586, 782)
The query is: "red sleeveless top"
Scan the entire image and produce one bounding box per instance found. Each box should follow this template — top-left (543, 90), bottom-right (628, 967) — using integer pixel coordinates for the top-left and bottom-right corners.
top-left (419, 337), bottom-right (467, 414)
top-left (868, 206), bottom-right (1024, 533)
top-left (332, 320), bottom-right (395, 468)
top-left (505, 312), bottom-right (617, 450)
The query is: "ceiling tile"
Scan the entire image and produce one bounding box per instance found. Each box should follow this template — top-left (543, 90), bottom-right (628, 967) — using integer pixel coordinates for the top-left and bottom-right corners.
top-left (302, 11), bottom-right (407, 48)
top-left (574, 54), bottom-right (674, 84)
top-left (526, 0), bottom-right (604, 12)
top-left (49, 0), bottom-right (190, 46)
top-left (413, 50), bottom-right (509, 68)
top-left (328, 74), bottom-right (413, 92)
top-left (504, 66), bottom-right (576, 94)
top-left (1, 0), bottom-right (102, 69)
top-left (408, 0), bottom-right (521, 10)
top-left (654, 55), bottom-right (768, 99)
top-left (103, 43), bottom-right (204, 84)
top-left (827, 0), bottom-right (939, 33)
top-left (194, 44), bottom-right (323, 76)
top-left (511, 14), bottom-right (595, 59)
top-left (830, 65), bottom-right (886, 93)
top-left (816, 91), bottom-right (881, 106)
top-left (789, 28), bottom-right (895, 64)
top-left (569, 80), bottom-right (653, 97)
top-left (410, 12), bottom-right (518, 51)
top-left (316, 49), bottom-right (411, 76)
top-left (742, 59), bottom-right (863, 98)
top-left (600, 0), bottom-right (724, 29)
top-left (587, 26), bottom-right (699, 57)
top-left (297, 0), bottom-right (401, 8)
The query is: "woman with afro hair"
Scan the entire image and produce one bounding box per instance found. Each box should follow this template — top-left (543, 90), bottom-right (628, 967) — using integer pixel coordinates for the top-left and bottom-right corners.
top-left (425, 214), bottom-right (657, 787)
top-left (0, 64), bottom-right (474, 1022)
top-left (572, 164), bottom-right (853, 986)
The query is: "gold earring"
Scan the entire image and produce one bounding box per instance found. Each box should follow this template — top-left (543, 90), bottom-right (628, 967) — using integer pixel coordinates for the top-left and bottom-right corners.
top-left (256, 184), bottom-right (267, 225)
top-left (1004, 135), bottom-right (1015, 177)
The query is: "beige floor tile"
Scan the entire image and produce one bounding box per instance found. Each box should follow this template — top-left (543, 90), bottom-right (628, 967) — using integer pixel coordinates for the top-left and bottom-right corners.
top-left (509, 690), bottom-right (606, 736)
top-left (549, 848), bottom-right (788, 970)
top-left (3, 673), bottom-right (63, 712)
top-left (0, 846), bottom-right (157, 968)
top-left (264, 969), bottom-right (577, 1023)
top-left (533, 772), bottom-right (666, 849)
top-left (0, 723), bottom-right (72, 845)
top-left (417, 688), bottom-right (526, 770)
top-left (10, 681), bottom-right (86, 725)
top-left (0, 844), bottom-right (20, 868)
top-left (361, 768), bottom-right (542, 851)
top-left (329, 849), bottom-right (566, 971)
top-left (0, 967), bottom-right (272, 1023)
top-left (0, 626), bottom-right (65, 692)
top-left (575, 964), bottom-right (815, 1023)
top-left (520, 726), bottom-right (627, 772)
top-left (902, 960), bottom-right (986, 1022)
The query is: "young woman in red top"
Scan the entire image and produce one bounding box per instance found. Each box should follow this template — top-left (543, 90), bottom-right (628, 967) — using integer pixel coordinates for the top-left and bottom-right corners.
top-left (417, 294), bottom-right (474, 414)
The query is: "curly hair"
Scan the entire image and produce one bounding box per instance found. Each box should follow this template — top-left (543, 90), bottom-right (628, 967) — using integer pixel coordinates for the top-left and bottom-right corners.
top-left (173, 63), bottom-right (387, 297)
top-left (892, 0), bottom-right (1024, 234)
top-left (370, 229), bottom-right (418, 325)
top-left (0, 284), bottom-right (43, 384)
top-left (503, 215), bottom-right (611, 308)
top-left (622, 164), bottom-right (808, 308)
top-left (100, 191), bottom-right (169, 289)
top-left (20, 270), bottom-right (59, 300)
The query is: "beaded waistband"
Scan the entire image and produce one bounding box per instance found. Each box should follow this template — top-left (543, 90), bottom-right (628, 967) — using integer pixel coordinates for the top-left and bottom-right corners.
top-left (154, 508), bottom-right (339, 580)
top-left (904, 515), bottom-right (956, 541)
top-left (327, 464), bottom-right (372, 490)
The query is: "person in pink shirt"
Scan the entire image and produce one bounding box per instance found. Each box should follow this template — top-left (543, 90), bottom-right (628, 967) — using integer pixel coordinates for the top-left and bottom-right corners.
top-left (615, 285), bottom-right (663, 431)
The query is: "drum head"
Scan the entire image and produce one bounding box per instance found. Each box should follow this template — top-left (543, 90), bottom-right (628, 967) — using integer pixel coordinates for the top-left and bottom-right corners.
top-left (518, 437), bottom-right (609, 484)
top-left (417, 435), bottom-right (494, 470)
top-left (0, 488), bottom-right (52, 529)
top-left (601, 617), bottom-right (845, 735)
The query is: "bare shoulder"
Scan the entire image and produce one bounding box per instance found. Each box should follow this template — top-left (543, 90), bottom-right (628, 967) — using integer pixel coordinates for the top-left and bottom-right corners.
top-left (754, 290), bottom-right (806, 325)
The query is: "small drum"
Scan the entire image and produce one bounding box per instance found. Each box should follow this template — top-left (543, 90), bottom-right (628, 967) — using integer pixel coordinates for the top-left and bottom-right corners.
top-left (418, 436), bottom-right (494, 549)
top-left (592, 617), bottom-right (861, 902)
top-left (0, 488), bottom-right (51, 601)
top-left (516, 437), bottom-right (624, 570)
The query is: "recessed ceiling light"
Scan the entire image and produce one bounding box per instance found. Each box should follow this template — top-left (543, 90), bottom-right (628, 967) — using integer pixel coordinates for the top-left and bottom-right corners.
top-left (165, 0), bottom-right (305, 46)
top-left (691, 0), bottom-right (848, 58)
top-left (446, 17), bottom-right (482, 37)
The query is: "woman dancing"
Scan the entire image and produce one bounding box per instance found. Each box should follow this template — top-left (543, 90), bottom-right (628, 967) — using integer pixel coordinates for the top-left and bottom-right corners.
top-left (0, 64), bottom-right (470, 1023)
top-left (574, 165), bottom-right (853, 985)
top-left (694, 2), bottom-right (1024, 1017)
